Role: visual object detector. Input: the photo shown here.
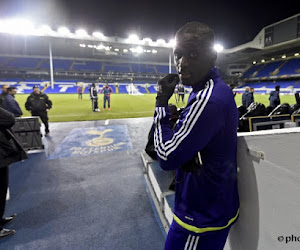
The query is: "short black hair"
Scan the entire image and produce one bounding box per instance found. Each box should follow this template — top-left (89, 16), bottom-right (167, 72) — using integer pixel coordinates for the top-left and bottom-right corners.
top-left (7, 86), bottom-right (16, 92)
top-left (176, 21), bottom-right (215, 47)
top-left (275, 85), bottom-right (280, 91)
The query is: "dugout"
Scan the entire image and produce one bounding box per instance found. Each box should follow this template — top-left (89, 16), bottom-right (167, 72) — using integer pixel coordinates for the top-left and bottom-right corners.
top-left (141, 127), bottom-right (300, 250)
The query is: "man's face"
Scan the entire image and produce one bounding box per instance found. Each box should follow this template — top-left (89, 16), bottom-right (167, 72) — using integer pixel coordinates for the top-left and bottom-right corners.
top-left (9, 89), bottom-right (17, 96)
top-left (105, 84), bottom-right (108, 87)
top-left (33, 88), bottom-right (40, 94)
top-left (174, 33), bottom-right (215, 86)
top-left (2, 84), bottom-right (8, 93)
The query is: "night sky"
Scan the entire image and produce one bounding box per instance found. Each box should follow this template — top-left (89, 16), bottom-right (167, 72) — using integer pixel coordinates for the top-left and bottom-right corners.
top-left (0, 0), bottom-right (300, 48)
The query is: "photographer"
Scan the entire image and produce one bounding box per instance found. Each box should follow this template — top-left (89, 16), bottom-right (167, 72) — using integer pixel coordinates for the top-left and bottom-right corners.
top-left (154, 22), bottom-right (239, 249)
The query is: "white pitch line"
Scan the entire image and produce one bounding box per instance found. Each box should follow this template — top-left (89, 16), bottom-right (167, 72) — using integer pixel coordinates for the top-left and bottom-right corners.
top-left (105, 119), bottom-right (110, 125)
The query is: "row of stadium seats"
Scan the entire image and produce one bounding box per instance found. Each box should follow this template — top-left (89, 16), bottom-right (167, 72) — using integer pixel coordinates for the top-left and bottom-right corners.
top-left (0, 56), bottom-right (176, 74)
top-left (234, 80), bottom-right (300, 94)
top-left (243, 58), bottom-right (300, 78)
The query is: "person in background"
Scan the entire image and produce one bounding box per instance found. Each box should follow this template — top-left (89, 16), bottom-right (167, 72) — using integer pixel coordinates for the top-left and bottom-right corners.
top-left (90, 83), bottom-right (100, 112)
top-left (177, 83), bottom-right (185, 103)
top-left (249, 87), bottom-right (255, 106)
top-left (99, 83), bottom-right (113, 111)
top-left (242, 87), bottom-right (250, 108)
top-left (0, 84), bottom-right (9, 109)
top-left (77, 85), bottom-right (83, 100)
top-left (25, 86), bottom-right (52, 136)
top-left (4, 87), bottom-right (22, 117)
top-left (269, 85), bottom-right (280, 108)
top-left (0, 107), bottom-right (27, 239)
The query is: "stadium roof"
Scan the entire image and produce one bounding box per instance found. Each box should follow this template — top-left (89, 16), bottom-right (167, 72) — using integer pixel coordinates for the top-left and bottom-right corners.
top-left (217, 13), bottom-right (300, 67)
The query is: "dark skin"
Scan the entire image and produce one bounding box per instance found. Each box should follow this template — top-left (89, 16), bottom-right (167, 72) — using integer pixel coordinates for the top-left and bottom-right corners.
top-left (174, 33), bottom-right (217, 87)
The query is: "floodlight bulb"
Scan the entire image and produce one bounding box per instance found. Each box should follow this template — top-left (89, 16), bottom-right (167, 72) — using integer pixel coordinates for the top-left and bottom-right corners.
top-left (168, 39), bottom-right (176, 48)
top-left (136, 46), bottom-right (143, 54)
top-left (58, 27), bottom-right (70, 35)
top-left (128, 34), bottom-right (139, 43)
top-left (4, 18), bottom-right (34, 35)
top-left (76, 29), bottom-right (88, 37)
top-left (157, 39), bottom-right (166, 44)
top-left (214, 44), bottom-right (224, 53)
top-left (93, 31), bottom-right (104, 39)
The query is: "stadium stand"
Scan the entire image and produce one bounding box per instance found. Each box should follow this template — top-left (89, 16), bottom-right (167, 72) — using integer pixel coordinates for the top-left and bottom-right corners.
top-left (277, 58), bottom-right (300, 76)
top-left (243, 58), bottom-right (300, 79)
top-left (255, 61), bottom-right (283, 77)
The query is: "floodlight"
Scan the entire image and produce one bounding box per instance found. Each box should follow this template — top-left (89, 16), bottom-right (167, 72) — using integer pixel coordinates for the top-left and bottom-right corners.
top-left (261, 59), bottom-right (265, 62)
top-left (143, 38), bottom-right (152, 43)
top-left (271, 58), bottom-right (275, 60)
top-left (282, 55), bottom-right (286, 59)
top-left (168, 39), bottom-right (176, 48)
top-left (128, 34), bottom-right (139, 43)
top-left (2, 18), bottom-right (34, 35)
top-left (104, 46), bottom-right (110, 51)
top-left (294, 53), bottom-right (299, 56)
top-left (157, 39), bottom-right (166, 44)
top-left (93, 31), bottom-right (104, 39)
top-left (252, 61), bottom-right (256, 64)
top-left (114, 48), bottom-right (119, 52)
top-left (213, 44), bottom-right (224, 53)
top-left (76, 29), bottom-right (88, 37)
top-left (88, 44), bottom-right (93, 48)
top-left (58, 27), bottom-right (70, 36)
top-left (152, 49), bottom-right (158, 54)
top-left (123, 49), bottom-right (128, 53)
top-left (136, 46), bottom-right (143, 54)
top-left (96, 44), bottom-right (105, 50)
top-left (38, 25), bottom-right (53, 35)
top-left (79, 44), bottom-right (86, 47)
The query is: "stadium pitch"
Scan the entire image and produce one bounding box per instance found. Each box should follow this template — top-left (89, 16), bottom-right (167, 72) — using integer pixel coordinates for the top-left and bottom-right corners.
top-left (15, 93), bottom-right (296, 122)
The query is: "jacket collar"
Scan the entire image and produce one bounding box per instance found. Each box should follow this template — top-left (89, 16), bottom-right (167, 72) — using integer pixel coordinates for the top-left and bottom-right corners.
top-left (192, 66), bottom-right (219, 92)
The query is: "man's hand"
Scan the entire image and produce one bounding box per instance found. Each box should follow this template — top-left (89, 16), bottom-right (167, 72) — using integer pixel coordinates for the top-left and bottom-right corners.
top-left (46, 109), bottom-right (49, 112)
top-left (156, 74), bottom-right (179, 106)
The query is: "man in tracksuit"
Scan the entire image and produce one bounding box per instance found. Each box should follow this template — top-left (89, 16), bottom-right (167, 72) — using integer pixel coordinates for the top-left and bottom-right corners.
top-left (90, 83), bottom-right (100, 112)
top-left (154, 22), bottom-right (239, 250)
top-left (25, 86), bottom-right (52, 135)
top-left (99, 83), bottom-right (113, 110)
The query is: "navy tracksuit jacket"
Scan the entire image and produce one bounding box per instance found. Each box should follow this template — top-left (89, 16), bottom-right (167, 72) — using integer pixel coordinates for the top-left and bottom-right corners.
top-left (154, 67), bottom-right (239, 234)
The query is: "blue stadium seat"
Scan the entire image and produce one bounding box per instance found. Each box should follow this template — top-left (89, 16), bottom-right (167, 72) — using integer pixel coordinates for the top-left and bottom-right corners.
top-left (132, 64), bottom-right (156, 73)
top-left (72, 61), bottom-right (102, 71)
top-left (155, 65), bottom-right (177, 74)
top-left (5, 58), bottom-right (41, 69)
top-left (255, 61), bottom-right (283, 77)
top-left (277, 58), bottom-right (300, 75)
top-left (104, 63), bottom-right (130, 73)
top-left (243, 64), bottom-right (264, 78)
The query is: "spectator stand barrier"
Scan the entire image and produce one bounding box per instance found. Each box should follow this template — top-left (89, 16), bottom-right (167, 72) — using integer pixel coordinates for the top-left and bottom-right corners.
top-left (291, 114), bottom-right (300, 126)
top-left (11, 117), bottom-right (44, 153)
top-left (140, 151), bottom-right (175, 234)
top-left (248, 114), bottom-right (291, 132)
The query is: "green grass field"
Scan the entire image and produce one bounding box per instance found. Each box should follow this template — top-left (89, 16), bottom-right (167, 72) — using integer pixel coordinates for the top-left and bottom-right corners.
top-left (15, 93), bottom-right (296, 122)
